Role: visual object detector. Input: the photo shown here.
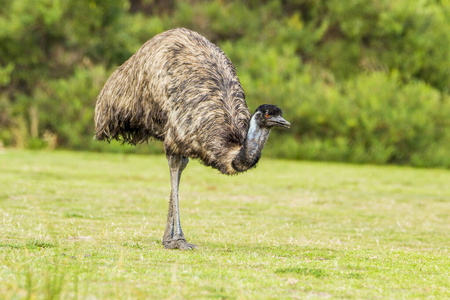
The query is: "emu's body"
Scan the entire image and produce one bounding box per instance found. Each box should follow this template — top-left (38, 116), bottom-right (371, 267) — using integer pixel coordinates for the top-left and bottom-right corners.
top-left (95, 28), bottom-right (250, 175)
top-left (95, 28), bottom-right (289, 249)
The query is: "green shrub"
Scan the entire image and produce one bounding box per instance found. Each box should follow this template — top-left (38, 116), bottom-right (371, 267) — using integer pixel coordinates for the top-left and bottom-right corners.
top-left (29, 66), bottom-right (108, 149)
top-left (266, 72), bottom-right (450, 167)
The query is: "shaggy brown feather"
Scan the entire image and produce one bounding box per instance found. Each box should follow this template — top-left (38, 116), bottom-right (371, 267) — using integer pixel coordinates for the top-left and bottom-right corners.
top-left (95, 28), bottom-right (251, 174)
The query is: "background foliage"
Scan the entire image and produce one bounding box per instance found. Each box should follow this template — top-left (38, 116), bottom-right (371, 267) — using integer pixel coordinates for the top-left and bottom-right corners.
top-left (1, 0), bottom-right (449, 167)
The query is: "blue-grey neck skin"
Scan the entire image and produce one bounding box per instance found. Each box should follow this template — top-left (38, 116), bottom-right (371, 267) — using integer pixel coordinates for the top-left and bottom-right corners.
top-left (232, 112), bottom-right (271, 172)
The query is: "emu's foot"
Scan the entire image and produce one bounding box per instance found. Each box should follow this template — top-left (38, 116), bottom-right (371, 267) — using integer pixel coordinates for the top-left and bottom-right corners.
top-left (163, 239), bottom-right (197, 250)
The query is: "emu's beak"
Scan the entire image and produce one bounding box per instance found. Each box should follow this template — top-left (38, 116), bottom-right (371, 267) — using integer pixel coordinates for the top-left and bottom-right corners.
top-left (270, 115), bottom-right (291, 129)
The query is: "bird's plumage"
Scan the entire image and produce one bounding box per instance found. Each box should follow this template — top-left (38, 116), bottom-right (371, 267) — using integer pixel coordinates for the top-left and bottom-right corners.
top-left (95, 28), bottom-right (251, 174)
top-left (95, 28), bottom-right (290, 249)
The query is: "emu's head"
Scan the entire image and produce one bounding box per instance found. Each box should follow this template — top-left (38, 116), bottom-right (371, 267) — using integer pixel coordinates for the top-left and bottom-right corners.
top-left (254, 104), bottom-right (290, 129)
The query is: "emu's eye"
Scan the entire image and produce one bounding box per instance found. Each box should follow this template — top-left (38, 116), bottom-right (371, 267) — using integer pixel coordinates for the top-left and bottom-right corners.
top-left (264, 113), bottom-right (270, 118)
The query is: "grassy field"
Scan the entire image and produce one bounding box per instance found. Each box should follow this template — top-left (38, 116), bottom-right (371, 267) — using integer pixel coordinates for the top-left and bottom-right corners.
top-left (0, 150), bottom-right (449, 299)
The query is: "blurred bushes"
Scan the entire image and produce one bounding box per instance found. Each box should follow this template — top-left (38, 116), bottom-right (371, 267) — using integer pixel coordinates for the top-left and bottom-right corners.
top-left (265, 72), bottom-right (450, 168)
top-left (0, 0), bottom-right (449, 167)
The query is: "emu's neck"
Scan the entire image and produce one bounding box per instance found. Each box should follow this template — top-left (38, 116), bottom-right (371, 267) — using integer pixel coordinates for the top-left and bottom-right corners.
top-left (232, 113), bottom-right (270, 172)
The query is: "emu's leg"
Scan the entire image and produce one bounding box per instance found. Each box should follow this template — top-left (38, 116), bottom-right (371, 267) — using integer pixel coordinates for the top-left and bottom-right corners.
top-left (162, 154), bottom-right (196, 250)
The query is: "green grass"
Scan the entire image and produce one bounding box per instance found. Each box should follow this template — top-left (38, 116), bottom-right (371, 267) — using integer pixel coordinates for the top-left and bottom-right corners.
top-left (0, 149), bottom-right (449, 299)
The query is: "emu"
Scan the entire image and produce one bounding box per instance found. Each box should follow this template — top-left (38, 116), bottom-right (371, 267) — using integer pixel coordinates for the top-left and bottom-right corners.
top-left (95, 28), bottom-right (290, 250)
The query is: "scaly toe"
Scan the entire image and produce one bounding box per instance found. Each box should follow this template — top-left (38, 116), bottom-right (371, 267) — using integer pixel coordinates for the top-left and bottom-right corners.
top-left (163, 239), bottom-right (197, 250)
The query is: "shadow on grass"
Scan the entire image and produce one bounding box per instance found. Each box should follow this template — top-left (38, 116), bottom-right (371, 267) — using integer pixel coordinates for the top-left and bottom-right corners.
top-left (275, 267), bottom-right (327, 278)
top-left (205, 243), bottom-right (339, 258)
top-left (0, 239), bottom-right (55, 249)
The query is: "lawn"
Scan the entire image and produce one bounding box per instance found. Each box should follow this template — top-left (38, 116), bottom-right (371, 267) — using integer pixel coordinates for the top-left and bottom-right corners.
top-left (0, 150), bottom-right (449, 299)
